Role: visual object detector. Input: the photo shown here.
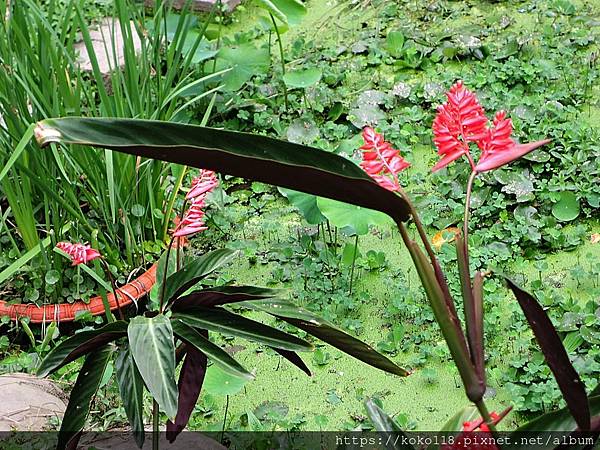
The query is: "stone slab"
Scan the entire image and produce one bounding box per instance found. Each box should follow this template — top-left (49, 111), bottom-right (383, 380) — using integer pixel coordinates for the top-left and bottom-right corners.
top-left (0, 373), bottom-right (66, 431)
top-left (74, 18), bottom-right (142, 75)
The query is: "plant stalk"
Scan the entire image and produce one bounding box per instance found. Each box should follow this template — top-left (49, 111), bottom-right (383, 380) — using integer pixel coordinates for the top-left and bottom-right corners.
top-left (269, 12), bottom-right (289, 111)
top-left (152, 400), bottom-right (159, 450)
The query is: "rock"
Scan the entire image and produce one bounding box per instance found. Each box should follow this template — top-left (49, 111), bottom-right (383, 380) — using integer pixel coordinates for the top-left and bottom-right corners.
top-left (0, 373), bottom-right (66, 431)
top-left (74, 18), bottom-right (142, 75)
top-left (144, 0), bottom-right (243, 13)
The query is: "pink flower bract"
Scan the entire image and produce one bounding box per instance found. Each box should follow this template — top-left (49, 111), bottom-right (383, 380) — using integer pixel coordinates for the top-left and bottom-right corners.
top-left (186, 169), bottom-right (218, 200)
top-left (432, 81), bottom-right (488, 172)
top-left (359, 127), bottom-right (410, 192)
top-left (174, 170), bottom-right (219, 238)
top-left (474, 112), bottom-right (551, 172)
top-left (56, 242), bottom-right (101, 266)
top-left (432, 81), bottom-right (551, 173)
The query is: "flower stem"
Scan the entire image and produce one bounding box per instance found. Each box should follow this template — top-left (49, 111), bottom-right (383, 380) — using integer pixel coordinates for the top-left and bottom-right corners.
top-left (158, 235), bottom-right (176, 313)
top-left (152, 400), bottom-right (159, 450)
top-left (270, 12), bottom-right (289, 111)
top-left (463, 170), bottom-right (478, 269)
top-left (475, 399), bottom-right (499, 436)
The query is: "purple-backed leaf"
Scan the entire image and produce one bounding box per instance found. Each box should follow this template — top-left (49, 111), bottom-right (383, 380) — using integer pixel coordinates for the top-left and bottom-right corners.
top-left (505, 277), bottom-right (590, 431)
top-left (471, 271), bottom-right (485, 384)
top-left (272, 348), bottom-right (311, 376)
top-left (171, 286), bottom-right (282, 311)
top-left (474, 139), bottom-right (551, 173)
top-left (166, 338), bottom-right (208, 443)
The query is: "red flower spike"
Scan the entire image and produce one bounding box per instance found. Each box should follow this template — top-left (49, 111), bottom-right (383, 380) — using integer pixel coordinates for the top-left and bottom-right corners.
top-left (474, 112), bottom-right (551, 172)
top-left (186, 169), bottom-right (218, 200)
top-left (359, 127), bottom-right (410, 192)
top-left (432, 81), bottom-right (488, 172)
top-left (441, 412), bottom-right (503, 450)
top-left (56, 242), bottom-right (101, 266)
top-left (174, 172), bottom-right (219, 238)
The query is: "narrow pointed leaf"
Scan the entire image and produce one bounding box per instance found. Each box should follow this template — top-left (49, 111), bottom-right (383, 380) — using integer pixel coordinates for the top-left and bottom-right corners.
top-left (170, 318), bottom-right (253, 379)
top-left (505, 277), bottom-right (590, 431)
top-left (365, 398), bottom-right (414, 449)
top-left (166, 344), bottom-right (207, 443)
top-left (57, 346), bottom-right (113, 450)
top-left (243, 298), bottom-right (409, 377)
top-left (34, 118), bottom-right (411, 223)
top-left (406, 240), bottom-right (481, 400)
top-left (115, 347), bottom-right (145, 449)
top-left (172, 285), bottom-right (283, 311)
top-left (128, 315), bottom-right (178, 420)
top-left (38, 321), bottom-right (127, 377)
top-left (164, 249), bottom-right (238, 305)
top-left (271, 347), bottom-right (311, 376)
top-left (173, 307), bottom-right (313, 352)
top-left (455, 235), bottom-right (480, 376)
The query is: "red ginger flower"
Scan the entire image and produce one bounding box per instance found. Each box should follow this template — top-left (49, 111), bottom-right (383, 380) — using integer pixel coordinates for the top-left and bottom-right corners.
top-left (433, 81), bottom-right (550, 173)
top-left (359, 127), bottom-right (410, 192)
top-left (441, 412), bottom-right (501, 450)
top-left (174, 170), bottom-right (219, 238)
top-left (186, 169), bottom-right (218, 200)
top-left (56, 242), bottom-right (101, 266)
top-left (474, 111), bottom-right (551, 173)
top-left (432, 81), bottom-right (488, 172)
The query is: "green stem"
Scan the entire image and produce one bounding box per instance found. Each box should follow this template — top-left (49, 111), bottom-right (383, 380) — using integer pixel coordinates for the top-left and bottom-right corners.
top-left (161, 166), bottom-right (187, 240)
top-left (463, 170), bottom-right (478, 272)
top-left (269, 12), bottom-right (289, 111)
top-left (152, 399), bottom-right (159, 450)
top-left (159, 235), bottom-right (176, 313)
top-left (475, 399), bottom-right (499, 436)
top-left (349, 234), bottom-right (359, 295)
top-left (220, 394), bottom-right (229, 443)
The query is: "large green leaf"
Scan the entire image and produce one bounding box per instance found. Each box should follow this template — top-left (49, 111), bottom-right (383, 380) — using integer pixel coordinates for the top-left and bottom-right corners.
top-left (214, 43), bottom-right (271, 91)
top-left (257, 0), bottom-right (307, 25)
top-left (243, 298), bottom-right (409, 376)
top-left (278, 188), bottom-right (326, 225)
top-left (172, 307), bottom-right (313, 352)
top-left (38, 321), bottom-right (127, 377)
top-left (163, 248), bottom-right (238, 306)
top-left (115, 347), bottom-right (145, 449)
top-left (57, 346), bottom-right (113, 450)
top-left (170, 318), bottom-right (254, 380)
top-left (317, 197), bottom-right (393, 235)
top-left (34, 118), bottom-right (411, 223)
top-left (127, 315), bottom-right (178, 420)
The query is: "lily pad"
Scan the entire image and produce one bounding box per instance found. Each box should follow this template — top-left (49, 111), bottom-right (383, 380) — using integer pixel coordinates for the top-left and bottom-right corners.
top-left (286, 118), bottom-right (320, 144)
top-left (283, 68), bottom-right (322, 89)
top-left (203, 365), bottom-right (248, 396)
top-left (552, 191), bottom-right (580, 222)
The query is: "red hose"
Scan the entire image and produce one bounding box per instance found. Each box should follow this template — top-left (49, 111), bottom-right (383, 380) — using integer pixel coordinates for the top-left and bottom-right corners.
top-left (0, 264), bottom-right (157, 323)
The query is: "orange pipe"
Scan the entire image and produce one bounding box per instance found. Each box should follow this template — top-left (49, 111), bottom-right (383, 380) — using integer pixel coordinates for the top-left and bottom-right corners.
top-left (0, 264), bottom-right (157, 323)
